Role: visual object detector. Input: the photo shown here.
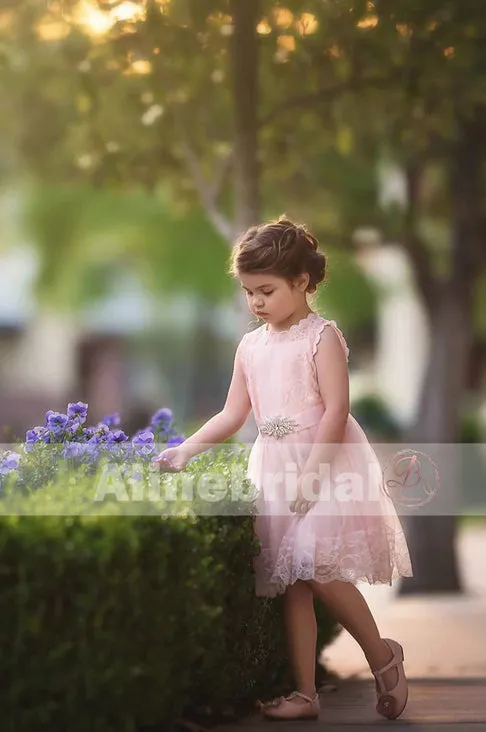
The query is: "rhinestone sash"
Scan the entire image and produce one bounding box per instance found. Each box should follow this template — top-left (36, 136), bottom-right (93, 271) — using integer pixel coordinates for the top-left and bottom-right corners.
top-left (257, 404), bottom-right (324, 439)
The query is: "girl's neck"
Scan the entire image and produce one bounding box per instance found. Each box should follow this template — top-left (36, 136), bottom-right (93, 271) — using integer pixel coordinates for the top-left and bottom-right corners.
top-left (266, 307), bottom-right (314, 334)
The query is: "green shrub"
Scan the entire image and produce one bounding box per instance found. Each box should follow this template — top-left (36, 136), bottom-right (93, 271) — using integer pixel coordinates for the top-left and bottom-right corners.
top-left (0, 474), bottom-right (339, 730)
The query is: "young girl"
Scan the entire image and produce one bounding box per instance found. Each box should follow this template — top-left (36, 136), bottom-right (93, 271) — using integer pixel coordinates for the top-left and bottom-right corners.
top-left (153, 216), bottom-right (413, 722)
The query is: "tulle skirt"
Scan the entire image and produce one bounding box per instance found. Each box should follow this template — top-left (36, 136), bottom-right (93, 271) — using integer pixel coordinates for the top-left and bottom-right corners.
top-left (247, 412), bottom-right (414, 598)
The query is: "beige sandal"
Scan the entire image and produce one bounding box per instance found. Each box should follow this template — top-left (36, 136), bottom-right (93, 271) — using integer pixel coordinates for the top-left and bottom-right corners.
top-left (261, 690), bottom-right (319, 720)
top-left (372, 638), bottom-right (409, 719)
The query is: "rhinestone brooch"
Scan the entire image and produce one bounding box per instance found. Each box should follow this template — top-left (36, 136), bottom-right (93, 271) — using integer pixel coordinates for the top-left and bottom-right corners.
top-left (259, 415), bottom-right (300, 439)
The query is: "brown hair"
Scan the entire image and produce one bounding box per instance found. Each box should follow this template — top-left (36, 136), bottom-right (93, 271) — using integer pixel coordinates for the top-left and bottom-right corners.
top-left (228, 215), bottom-right (327, 294)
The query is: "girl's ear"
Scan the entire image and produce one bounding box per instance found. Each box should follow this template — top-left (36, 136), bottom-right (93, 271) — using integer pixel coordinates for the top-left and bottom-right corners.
top-left (289, 272), bottom-right (309, 292)
top-left (295, 272), bottom-right (310, 291)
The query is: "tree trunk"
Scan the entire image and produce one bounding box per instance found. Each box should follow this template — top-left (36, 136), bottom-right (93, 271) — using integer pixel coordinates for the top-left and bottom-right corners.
top-left (398, 114), bottom-right (481, 595)
top-left (398, 285), bottom-right (472, 594)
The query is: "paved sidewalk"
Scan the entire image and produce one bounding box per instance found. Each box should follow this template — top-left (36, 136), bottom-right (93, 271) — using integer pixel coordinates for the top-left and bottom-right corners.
top-left (216, 521), bottom-right (486, 730)
top-left (217, 679), bottom-right (486, 730)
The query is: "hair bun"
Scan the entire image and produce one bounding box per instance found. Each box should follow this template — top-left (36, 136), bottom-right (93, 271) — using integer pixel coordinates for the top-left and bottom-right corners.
top-left (229, 214), bottom-right (327, 295)
top-left (276, 215), bottom-right (295, 227)
top-left (296, 223), bottom-right (318, 251)
top-left (276, 217), bottom-right (316, 250)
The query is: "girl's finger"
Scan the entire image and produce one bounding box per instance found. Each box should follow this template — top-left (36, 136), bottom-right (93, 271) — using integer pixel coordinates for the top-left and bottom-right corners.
top-left (153, 458), bottom-right (175, 471)
top-left (153, 455), bottom-right (172, 465)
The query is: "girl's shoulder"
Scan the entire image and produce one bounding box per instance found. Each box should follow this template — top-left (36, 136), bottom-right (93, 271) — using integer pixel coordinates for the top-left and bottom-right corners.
top-left (311, 316), bottom-right (350, 363)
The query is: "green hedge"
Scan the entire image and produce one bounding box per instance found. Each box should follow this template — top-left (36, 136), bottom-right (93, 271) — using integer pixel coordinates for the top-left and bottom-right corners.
top-left (0, 512), bottom-right (339, 731)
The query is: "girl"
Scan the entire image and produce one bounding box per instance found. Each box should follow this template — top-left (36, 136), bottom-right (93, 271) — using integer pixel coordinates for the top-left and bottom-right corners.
top-left (153, 216), bottom-right (413, 722)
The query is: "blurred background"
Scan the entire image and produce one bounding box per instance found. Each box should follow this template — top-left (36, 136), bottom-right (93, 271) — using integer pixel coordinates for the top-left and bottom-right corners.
top-left (0, 0), bottom-right (485, 599)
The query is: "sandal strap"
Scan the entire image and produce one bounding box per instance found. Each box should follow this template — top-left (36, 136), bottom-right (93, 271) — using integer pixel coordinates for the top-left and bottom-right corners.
top-left (372, 640), bottom-right (404, 696)
top-left (285, 690), bottom-right (318, 703)
top-left (372, 640), bottom-right (402, 677)
top-left (373, 655), bottom-right (399, 677)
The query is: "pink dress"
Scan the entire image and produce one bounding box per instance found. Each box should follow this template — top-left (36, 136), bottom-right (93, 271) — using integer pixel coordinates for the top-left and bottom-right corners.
top-left (236, 311), bottom-right (413, 597)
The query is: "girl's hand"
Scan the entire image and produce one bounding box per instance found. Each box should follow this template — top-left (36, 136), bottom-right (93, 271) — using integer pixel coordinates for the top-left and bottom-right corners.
top-left (152, 445), bottom-right (190, 473)
top-left (289, 477), bottom-right (318, 516)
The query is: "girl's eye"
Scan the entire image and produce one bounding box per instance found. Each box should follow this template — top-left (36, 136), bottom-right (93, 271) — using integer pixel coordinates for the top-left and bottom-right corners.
top-left (262, 291), bottom-right (273, 296)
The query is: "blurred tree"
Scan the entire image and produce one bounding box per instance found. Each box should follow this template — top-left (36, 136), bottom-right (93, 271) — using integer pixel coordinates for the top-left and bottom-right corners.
top-left (0, 0), bottom-right (374, 310)
top-left (22, 184), bottom-right (233, 308)
top-left (349, 0), bottom-right (486, 595)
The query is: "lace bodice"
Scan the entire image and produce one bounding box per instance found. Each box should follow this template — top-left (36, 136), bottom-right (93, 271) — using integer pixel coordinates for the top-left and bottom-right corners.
top-left (236, 311), bottom-right (349, 423)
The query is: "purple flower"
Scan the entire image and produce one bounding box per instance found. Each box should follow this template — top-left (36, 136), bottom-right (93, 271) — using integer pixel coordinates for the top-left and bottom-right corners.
top-left (44, 410), bottom-right (56, 427)
top-left (26, 426), bottom-right (42, 442)
top-left (62, 442), bottom-right (86, 459)
top-left (132, 430), bottom-right (155, 457)
top-left (82, 427), bottom-right (95, 440)
top-left (67, 402), bottom-right (88, 424)
top-left (107, 429), bottom-right (128, 444)
top-left (94, 423), bottom-right (111, 439)
top-left (40, 429), bottom-right (51, 444)
top-left (101, 412), bottom-right (120, 428)
top-left (25, 426), bottom-right (45, 452)
top-left (25, 426), bottom-right (49, 453)
top-left (167, 435), bottom-right (186, 448)
top-left (47, 412), bottom-right (69, 435)
top-left (150, 407), bottom-right (173, 430)
top-left (103, 430), bottom-right (128, 456)
top-left (66, 420), bottom-right (82, 438)
top-left (0, 451), bottom-right (20, 475)
top-left (133, 427), bottom-right (153, 440)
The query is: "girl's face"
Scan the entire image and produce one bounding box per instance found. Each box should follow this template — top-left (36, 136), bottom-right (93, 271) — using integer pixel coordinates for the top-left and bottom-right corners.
top-left (238, 271), bottom-right (309, 326)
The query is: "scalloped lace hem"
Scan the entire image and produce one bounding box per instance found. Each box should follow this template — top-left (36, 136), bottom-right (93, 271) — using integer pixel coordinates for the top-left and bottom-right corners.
top-left (254, 530), bottom-right (413, 597)
top-left (255, 563), bottom-right (413, 597)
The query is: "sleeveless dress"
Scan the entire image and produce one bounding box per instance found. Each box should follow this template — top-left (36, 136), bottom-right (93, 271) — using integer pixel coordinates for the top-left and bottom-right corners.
top-left (235, 311), bottom-right (413, 597)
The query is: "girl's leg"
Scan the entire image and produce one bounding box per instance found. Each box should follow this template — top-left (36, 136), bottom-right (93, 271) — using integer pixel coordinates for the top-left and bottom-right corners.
top-left (308, 579), bottom-right (398, 691)
top-left (283, 579), bottom-right (317, 700)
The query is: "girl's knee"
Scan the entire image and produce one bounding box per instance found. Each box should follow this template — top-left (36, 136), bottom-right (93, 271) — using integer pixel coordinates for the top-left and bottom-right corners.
top-left (285, 579), bottom-right (313, 597)
top-left (309, 578), bottom-right (352, 597)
